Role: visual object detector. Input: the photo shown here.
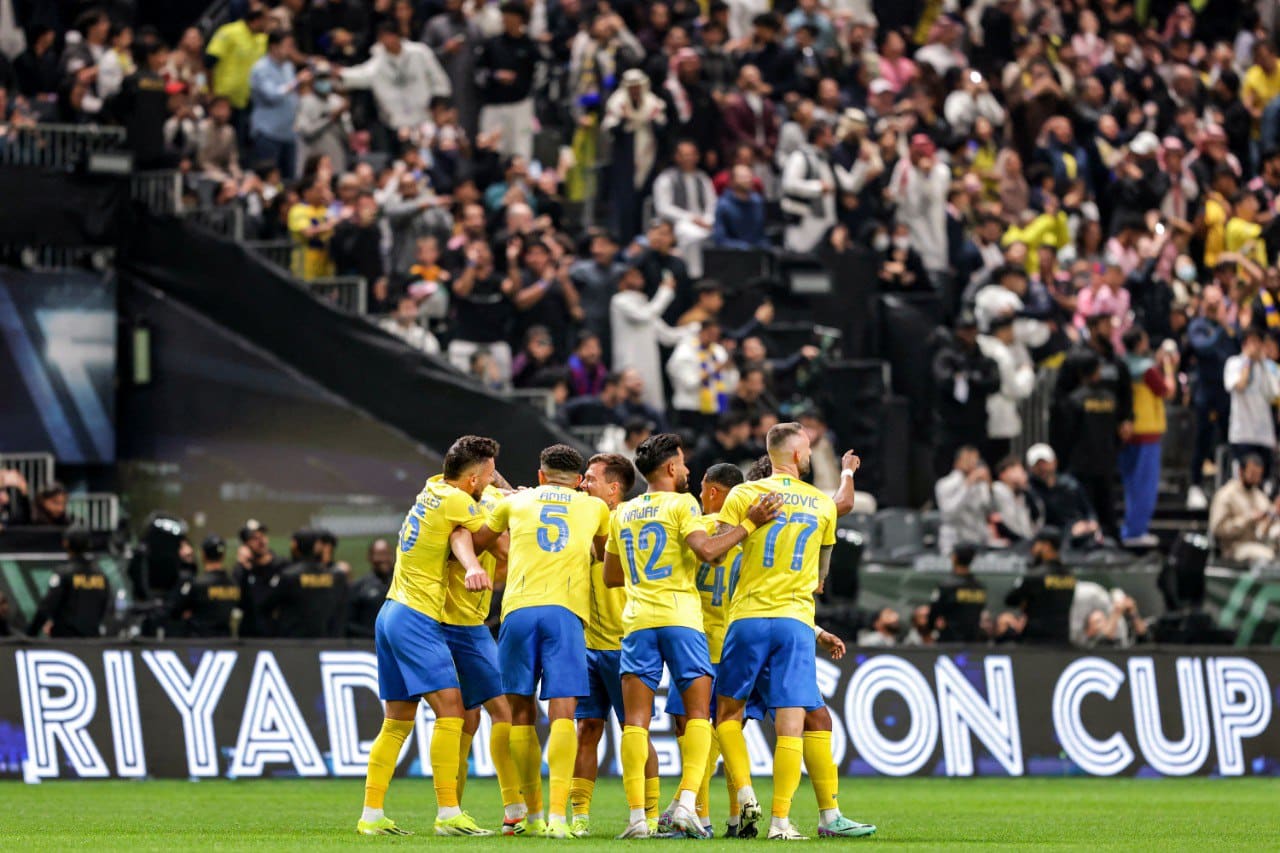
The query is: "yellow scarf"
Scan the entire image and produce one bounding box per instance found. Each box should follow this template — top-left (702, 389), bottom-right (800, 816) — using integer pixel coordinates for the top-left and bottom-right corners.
top-left (697, 344), bottom-right (728, 415)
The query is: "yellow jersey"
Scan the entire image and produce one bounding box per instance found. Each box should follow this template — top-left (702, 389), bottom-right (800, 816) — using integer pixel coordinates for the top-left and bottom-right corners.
top-left (606, 491), bottom-right (704, 635)
top-left (441, 480), bottom-right (505, 627)
top-left (489, 484), bottom-right (610, 622)
top-left (206, 20), bottom-right (267, 108)
top-left (584, 508), bottom-right (627, 651)
top-left (388, 478), bottom-right (487, 620)
top-left (718, 474), bottom-right (836, 627)
top-left (694, 513), bottom-right (740, 664)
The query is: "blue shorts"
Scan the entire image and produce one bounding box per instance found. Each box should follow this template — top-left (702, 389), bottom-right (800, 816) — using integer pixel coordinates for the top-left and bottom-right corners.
top-left (442, 623), bottom-right (504, 710)
top-left (717, 618), bottom-right (820, 710)
top-left (621, 626), bottom-right (713, 694)
top-left (576, 648), bottom-right (626, 721)
top-left (498, 605), bottom-right (589, 699)
top-left (758, 663), bottom-right (823, 714)
top-left (670, 663), bottom-right (767, 720)
top-left (375, 599), bottom-right (460, 701)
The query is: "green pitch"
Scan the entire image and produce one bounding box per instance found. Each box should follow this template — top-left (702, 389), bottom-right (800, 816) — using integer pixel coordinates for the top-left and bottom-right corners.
top-left (1, 777), bottom-right (1278, 850)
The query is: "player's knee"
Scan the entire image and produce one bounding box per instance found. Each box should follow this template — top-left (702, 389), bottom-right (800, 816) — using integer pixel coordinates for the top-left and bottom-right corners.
top-left (384, 699), bottom-right (419, 721)
top-left (507, 694), bottom-right (537, 725)
top-left (672, 715), bottom-right (687, 737)
top-left (462, 706), bottom-right (483, 734)
top-left (485, 695), bottom-right (512, 724)
top-left (577, 718), bottom-right (605, 744)
top-left (429, 688), bottom-right (465, 718)
top-left (805, 705), bottom-right (832, 731)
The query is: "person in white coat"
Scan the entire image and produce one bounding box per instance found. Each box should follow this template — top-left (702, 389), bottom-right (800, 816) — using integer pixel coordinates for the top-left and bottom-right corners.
top-left (887, 133), bottom-right (951, 280)
top-left (338, 22), bottom-right (451, 133)
top-left (652, 140), bottom-right (717, 276)
top-left (977, 313), bottom-right (1037, 465)
top-left (780, 122), bottom-right (837, 253)
top-left (666, 317), bottom-right (739, 432)
top-left (610, 265), bottom-right (689, 412)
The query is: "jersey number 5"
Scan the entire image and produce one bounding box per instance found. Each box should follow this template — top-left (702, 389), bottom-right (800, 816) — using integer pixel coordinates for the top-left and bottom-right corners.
top-left (537, 504), bottom-right (570, 552)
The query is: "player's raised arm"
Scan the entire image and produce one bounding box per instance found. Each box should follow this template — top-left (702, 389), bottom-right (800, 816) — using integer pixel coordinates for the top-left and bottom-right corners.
top-left (686, 492), bottom-right (782, 563)
top-left (450, 526), bottom-right (492, 591)
top-left (833, 451), bottom-right (860, 517)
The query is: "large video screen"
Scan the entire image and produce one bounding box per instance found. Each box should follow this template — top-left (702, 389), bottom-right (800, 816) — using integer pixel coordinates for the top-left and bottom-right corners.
top-left (0, 270), bottom-right (115, 463)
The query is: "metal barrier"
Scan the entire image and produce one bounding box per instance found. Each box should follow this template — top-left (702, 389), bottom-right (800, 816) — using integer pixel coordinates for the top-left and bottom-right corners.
top-left (303, 276), bottom-right (367, 315)
top-left (0, 245), bottom-right (114, 271)
top-left (507, 389), bottom-right (558, 420)
top-left (568, 425), bottom-right (609, 450)
top-left (0, 123), bottom-right (126, 168)
top-left (66, 493), bottom-right (120, 532)
top-left (245, 240), bottom-right (299, 274)
top-left (130, 170), bottom-right (182, 215)
top-left (1013, 366), bottom-right (1058, 461)
top-left (0, 453), bottom-right (55, 495)
top-left (176, 205), bottom-right (244, 240)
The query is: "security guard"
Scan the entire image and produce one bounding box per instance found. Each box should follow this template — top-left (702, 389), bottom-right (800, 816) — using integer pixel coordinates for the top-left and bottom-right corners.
top-left (234, 518), bottom-right (287, 637)
top-left (346, 537), bottom-right (393, 638)
top-left (1004, 527), bottom-right (1076, 644)
top-left (171, 535), bottom-right (241, 637)
top-left (27, 527), bottom-right (109, 638)
top-left (265, 528), bottom-right (348, 637)
top-left (929, 542), bottom-right (987, 642)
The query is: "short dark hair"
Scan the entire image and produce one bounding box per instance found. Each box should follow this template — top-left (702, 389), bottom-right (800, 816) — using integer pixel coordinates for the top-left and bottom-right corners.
top-left (716, 411), bottom-right (750, 433)
top-left (695, 279), bottom-right (724, 297)
top-left (1242, 326), bottom-right (1267, 345)
top-left (766, 421), bottom-right (804, 454)
top-left (576, 330), bottom-right (599, 349)
top-left (541, 443), bottom-right (585, 476)
top-left (995, 263), bottom-right (1027, 282)
top-left (267, 29), bottom-right (292, 47)
top-left (1121, 325), bottom-right (1147, 353)
top-left (38, 481), bottom-right (67, 501)
top-left (623, 416), bottom-right (653, 438)
top-left (376, 20), bottom-right (400, 37)
top-left (745, 454), bottom-right (773, 481)
top-left (634, 433), bottom-right (683, 478)
top-left (995, 455), bottom-right (1022, 476)
top-left (952, 542), bottom-right (978, 567)
top-left (64, 525), bottom-right (92, 556)
top-left (442, 435), bottom-right (500, 479)
top-left (704, 462), bottom-right (744, 489)
top-left (589, 452), bottom-right (637, 493)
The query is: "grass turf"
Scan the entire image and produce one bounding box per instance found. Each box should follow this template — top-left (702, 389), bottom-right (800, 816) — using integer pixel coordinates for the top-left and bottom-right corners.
top-left (1, 777), bottom-right (1278, 850)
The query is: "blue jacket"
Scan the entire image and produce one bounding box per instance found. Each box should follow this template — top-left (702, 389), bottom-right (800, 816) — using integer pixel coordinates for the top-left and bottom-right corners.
top-left (713, 191), bottom-right (768, 250)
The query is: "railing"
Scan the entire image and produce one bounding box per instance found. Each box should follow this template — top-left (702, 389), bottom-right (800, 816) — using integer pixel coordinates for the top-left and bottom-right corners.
top-left (66, 492), bottom-right (120, 532)
top-left (0, 244), bottom-right (114, 271)
top-left (131, 170), bottom-right (182, 215)
top-left (507, 389), bottom-right (558, 420)
top-left (0, 123), bottom-right (126, 168)
top-left (1013, 367), bottom-right (1058, 461)
top-left (0, 452), bottom-right (55, 495)
top-left (245, 239), bottom-right (299, 274)
top-left (303, 276), bottom-right (367, 315)
top-left (176, 204), bottom-right (244, 240)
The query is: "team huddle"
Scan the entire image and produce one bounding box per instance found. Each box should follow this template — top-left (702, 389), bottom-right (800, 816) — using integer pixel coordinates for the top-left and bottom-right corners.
top-left (358, 422), bottom-right (876, 841)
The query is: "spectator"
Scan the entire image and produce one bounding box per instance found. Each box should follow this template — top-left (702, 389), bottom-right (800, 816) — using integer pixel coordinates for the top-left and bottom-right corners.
top-left (888, 133), bottom-right (950, 282)
top-left (712, 163), bottom-right (769, 249)
top-left (171, 535), bottom-right (240, 638)
top-left (423, 0), bottom-right (481, 137)
top-left (932, 312), bottom-right (1001, 476)
top-left (666, 48), bottom-right (722, 165)
top-left (901, 604), bottom-right (936, 646)
top-left (652, 139), bottom-right (717, 276)
top-left (721, 64), bottom-right (777, 176)
top-left (330, 191), bottom-right (384, 285)
top-left (616, 368), bottom-right (667, 432)
top-left (449, 240), bottom-right (516, 379)
top-left (0, 469), bottom-right (30, 527)
top-left (598, 415), bottom-right (654, 463)
top-left (1119, 327), bottom-right (1177, 546)
top-left (728, 364), bottom-right (777, 425)
top-left (294, 61), bottom-right (351, 175)
top-left (234, 518), bottom-right (287, 638)
top-left (1059, 351), bottom-right (1121, 540)
top-left (857, 607), bottom-right (900, 647)
top-left (567, 330), bottom-right (608, 398)
top-left (935, 446), bottom-right (994, 554)
top-left (339, 21), bottom-right (452, 140)
top-left (1003, 528), bottom-right (1076, 645)
top-left (687, 410), bottom-right (757, 488)
top-left (929, 543), bottom-right (987, 643)
top-left (469, 347), bottom-right (507, 391)
top-left (1081, 592), bottom-right (1149, 649)
top-left (288, 173), bottom-right (337, 279)
top-left (510, 235), bottom-right (583, 358)
top-left (1209, 453), bottom-right (1280, 563)
top-left (511, 325), bottom-right (559, 388)
top-left (1187, 285), bottom-right (1238, 508)
top-left (26, 527), bottom-right (108, 638)
top-left (570, 230), bottom-right (627, 342)
top-left (196, 96), bottom-right (241, 181)
top-left (400, 235), bottom-right (451, 323)
top-left (380, 295), bottom-right (441, 355)
top-left (780, 121), bottom-right (837, 253)
top-left (249, 31), bottom-right (301, 176)
top-left (475, 1), bottom-right (540, 160)
top-left (1224, 326), bottom-right (1280, 480)
top-left (667, 316), bottom-right (738, 432)
top-left (347, 538), bottom-right (394, 638)
top-left (562, 371), bottom-right (625, 427)
top-left (637, 218), bottom-right (693, 322)
top-left (15, 25), bottom-right (60, 99)
top-left (1025, 444), bottom-right (1101, 549)
top-left (264, 529), bottom-right (348, 638)
top-left (1052, 311), bottom-right (1133, 462)
top-left (206, 8), bottom-right (270, 117)
top-left (991, 457), bottom-right (1041, 544)
top-left (872, 220), bottom-right (930, 292)
top-left (676, 279), bottom-right (724, 327)
top-left (797, 407), bottom-right (845, 498)
top-left (384, 172), bottom-right (452, 275)
top-left (602, 69), bottom-right (667, 242)
top-left (118, 39), bottom-right (173, 169)
top-left (611, 264), bottom-right (683, 412)
top-left (977, 313), bottom-right (1036, 466)
top-left (31, 481), bottom-right (71, 526)
top-left (60, 9), bottom-right (123, 119)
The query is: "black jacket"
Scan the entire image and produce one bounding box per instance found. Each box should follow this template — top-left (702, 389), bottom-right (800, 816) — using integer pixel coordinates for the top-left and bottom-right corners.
top-left (172, 569), bottom-right (241, 637)
top-left (28, 557), bottom-right (109, 638)
top-left (932, 335), bottom-right (1001, 439)
top-left (1005, 561), bottom-right (1076, 644)
top-left (1061, 384), bottom-right (1119, 477)
top-left (930, 573), bottom-right (987, 643)
top-left (235, 554), bottom-right (287, 638)
top-left (346, 570), bottom-right (391, 638)
top-left (265, 561), bottom-right (349, 638)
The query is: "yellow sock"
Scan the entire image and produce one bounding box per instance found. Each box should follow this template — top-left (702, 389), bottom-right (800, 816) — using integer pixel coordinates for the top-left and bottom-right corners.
top-left (644, 775), bottom-right (661, 819)
top-left (678, 718), bottom-right (713, 797)
top-left (490, 722), bottom-right (522, 809)
top-left (804, 730), bottom-right (839, 811)
top-left (363, 718), bottom-right (414, 810)
top-left (715, 719), bottom-right (753, 802)
top-left (430, 717), bottom-right (464, 810)
top-left (570, 776), bottom-right (595, 818)
top-left (456, 730), bottom-right (474, 802)
top-left (772, 735), bottom-right (803, 819)
top-left (621, 725), bottom-right (649, 810)
top-left (510, 724), bottom-right (543, 816)
top-left (546, 718), bottom-right (577, 820)
top-left (698, 731), bottom-right (720, 819)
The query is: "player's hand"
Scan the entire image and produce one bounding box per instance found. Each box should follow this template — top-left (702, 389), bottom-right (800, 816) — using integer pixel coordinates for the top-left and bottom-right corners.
top-left (817, 630), bottom-right (845, 660)
top-left (465, 565), bottom-right (492, 592)
top-left (746, 492), bottom-right (783, 527)
top-left (841, 450), bottom-right (861, 475)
